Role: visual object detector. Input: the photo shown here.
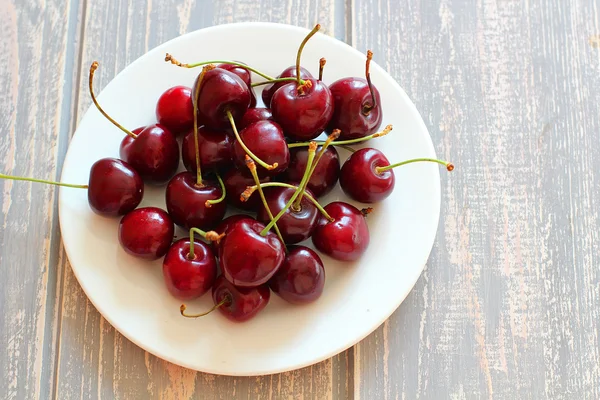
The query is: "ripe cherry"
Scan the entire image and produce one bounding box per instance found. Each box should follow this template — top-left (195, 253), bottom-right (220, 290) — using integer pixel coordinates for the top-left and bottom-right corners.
top-left (212, 214), bottom-right (255, 252)
top-left (223, 168), bottom-right (270, 211)
top-left (165, 172), bottom-right (226, 231)
top-left (217, 218), bottom-right (285, 287)
top-left (261, 66), bottom-right (313, 108)
top-left (162, 228), bottom-right (221, 300)
top-left (311, 202), bottom-right (370, 261)
top-left (285, 145), bottom-right (340, 198)
top-left (217, 62), bottom-right (257, 108)
top-left (269, 246), bottom-right (325, 304)
top-left (118, 207), bottom-right (174, 260)
top-left (327, 50), bottom-right (383, 140)
top-left (155, 85), bottom-right (194, 135)
top-left (181, 126), bottom-right (232, 173)
top-left (239, 107), bottom-right (273, 130)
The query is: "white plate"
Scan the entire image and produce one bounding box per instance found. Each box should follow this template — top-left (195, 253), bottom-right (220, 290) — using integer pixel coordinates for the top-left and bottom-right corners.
top-left (59, 22), bottom-right (440, 376)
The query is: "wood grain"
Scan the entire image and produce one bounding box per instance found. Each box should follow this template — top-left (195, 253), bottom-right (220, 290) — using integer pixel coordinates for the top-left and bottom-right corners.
top-left (52, 1), bottom-right (352, 399)
top-left (351, 0), bottom-right (600, 399)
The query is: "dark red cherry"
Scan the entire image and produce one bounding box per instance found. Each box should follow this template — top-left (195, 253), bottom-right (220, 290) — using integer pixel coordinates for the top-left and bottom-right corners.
top-left (271, 79), bottom-right (334, 141)
top-left (217, 63), bottom-right (257, 108)
top-left (327, 51), bottom-right (382, 140)
top-left (155, 86), bottom-right (194, 135)
top-left (239, 107), bottom-right (273, 130)
top-left (193, 68), bottom-right (250, 130)
top-left (165, 172), bottom-right (227, 231)
top-left (256, 186), bottom-right (318, 244)
top-left (163, 238), bottom-right (217, 300)
top-left (284, 145), bottom-right (340, 198)
top-left (223, 168), bottom-right (270, 211)
top-left (340, 148), bottom-right (394, 203)
top-left (218, 218), bottom-right (285, 287)
top-left (232, 120), bottom-right (289, 177)
top-left (269, 246), bottom-right (325, 304)
top-left (212, 275), bottom-right (270, 322)
top-left (118, 207), bottom-right (174, 260)
top-left (212, 214), bottom-right (255, 252)
top-left (311, 202), bottom-right (369, 261)
top-left (181, 127), bottom-right (232, 173)
top-left (87, 158), bottom-right (144, 217)
top-left (261, 66), bottom-right (313, 107)
top-left (119, 124), bottom-right (180, 185)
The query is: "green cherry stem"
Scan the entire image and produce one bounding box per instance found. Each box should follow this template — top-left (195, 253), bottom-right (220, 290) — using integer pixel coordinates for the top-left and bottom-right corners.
top-left (188, 227), bottom-right (224, 260)
top-left (245, 182), bottom-right (334, 222)
top-left (192, 65), bottom-right (215, 187)
top-left (287, 124), bottom-right (393, 149)
top-left (260, 142), bottom-right (317, 236)
top-left (245, 156), bottom-right (286, 250)
top-left (180, 296), bottom-right (230, 318)
top-left (165, 53), bottom-right (275, 81)
top-left (89, 61), bottom-right (138, 139)
top-left (251, 77), bottom-right (299, 88)
top-left (226, 110), bottom-right (278, 171)
top-left (205, 173), bottom-right (226, 207)
top-left (375, 158), bottom-right (455, 174)
top-left (0, 174), bottom-right (88, 189)
top-left (296, 24), bottom-right (321, 88)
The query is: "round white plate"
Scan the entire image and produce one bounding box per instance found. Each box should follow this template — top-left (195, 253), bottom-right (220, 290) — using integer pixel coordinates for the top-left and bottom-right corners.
top-left (59, 22), bottom-right (440, 376)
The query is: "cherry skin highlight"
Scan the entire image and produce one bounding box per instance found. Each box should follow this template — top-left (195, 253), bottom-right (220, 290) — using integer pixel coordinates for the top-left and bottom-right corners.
top-left (311, 202), bottom-right (370, 261)
top-left (87, 158), bottom-right (144, 217)
top-left (269, 246), bottom-right (325, 304)
top-left (216, 63), bottom-right (257, 108)
top-left (118, 207), bottom-right (174, 260)
top-left (155, 86), bottom-right (194, 135)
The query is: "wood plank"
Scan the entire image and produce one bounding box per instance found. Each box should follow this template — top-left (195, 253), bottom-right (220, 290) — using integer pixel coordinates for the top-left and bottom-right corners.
top-left (54, 1), bottom-right (352, 399)
top-left (352, 0), bottom-right (600, 398)
top-left (0, 0), bottom-right (83, 398)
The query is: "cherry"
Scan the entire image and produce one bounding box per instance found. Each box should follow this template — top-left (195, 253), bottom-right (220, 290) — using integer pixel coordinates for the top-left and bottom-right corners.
top-left (261, 66), bottom-right (313, 107)
top-left (211, 276), bottom-right (270, 322)
top-left (223, 168), bottom-right (270, 211)
top-left (284, 145), bottom-right (340, 198)
top-left (181, 126), bottom-right (232, 173)
top-left (118, 207), bottom-right (174, 260)
top-left (155, 85), bottom-right (194, 135)
top-left (327, 50), bottom-right (383, 140)
top-left (87, 158), bottom-right (144, 217)
top-left (163, 237), bottom-right (217, 300)
top-left (89, 62), bottom-right (179, 185)
top-left (217, 63), bottom-right (257, 108)
top-left (0, 157), bottom-right (143, 218)
top-left (239, 107), bottom-right (273, 130)
top-left (271, 25), bottom-right (333, 141)
top-left (212, 214), bottom-right (255, 252)
top-left (256, 185), bottom-right (318, 244)
top-left (269, 246), bottom-right (325, 304)
top-left (231, 120), bottom-right (289, 177)
top-left (165, 172), bottom-right (227, 231)
top-left (192, 66), bottom-right (251, 130)
top-left (311, 202), bottom-right (370, 261)
top-left (217, 218), bottom-right (285, 287)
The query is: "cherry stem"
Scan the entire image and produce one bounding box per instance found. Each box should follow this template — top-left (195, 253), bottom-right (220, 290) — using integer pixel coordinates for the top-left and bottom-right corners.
top-left (375, 158), bottom-right (455, 174)
top-left (89, 62), bottom-right (137, 139)
top-left (288, 125), bottom-right (393, 149)
top-left (251, 77), bottom-right (299, 88)
top-left (205, 173), bottom-right (226, 207)
top-left (192, 65), bottom-right (215, 187)
top-left (165, 54), bottom-right (275, 81)
top-left (260, 142), bottom-right (317, 236)
top-left (0, 174), bottom-right (88, 189)
top-left (246, 182), bottom-right (334, 222)
top-left (319, 57), bottom-right (326, 81)
top-left (363, 50), bottom-right (377, 115)
top-left (361, 207), bottom-right (374, 217)
top-left (245, 156), bottom-right (286, 250)
top-left (226, 110), bottom-right (278, 171)
top-left (188, 227), bottom-right (224, 260)
top-left (180, 296), bottom-right (230, 318)
top-left (293, 130), bottom-right (340, 209)
top-left (296, 24), bottom-right (321, 87)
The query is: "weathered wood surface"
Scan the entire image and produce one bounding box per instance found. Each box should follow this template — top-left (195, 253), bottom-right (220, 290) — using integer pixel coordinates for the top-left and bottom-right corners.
top-left (0, 0), bottom-right (599, 398)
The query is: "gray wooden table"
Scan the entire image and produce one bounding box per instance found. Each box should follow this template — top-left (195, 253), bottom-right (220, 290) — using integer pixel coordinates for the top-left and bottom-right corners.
top-left (1, 0), bottom-right (599, 398)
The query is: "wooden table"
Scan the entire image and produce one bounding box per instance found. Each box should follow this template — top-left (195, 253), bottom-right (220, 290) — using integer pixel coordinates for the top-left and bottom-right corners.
top-left (1, 0), bottom-right (599, 398)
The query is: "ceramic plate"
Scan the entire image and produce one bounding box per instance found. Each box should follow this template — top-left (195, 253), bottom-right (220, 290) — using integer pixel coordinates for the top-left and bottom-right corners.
top-left (59, 22), bottom-right (440, 376)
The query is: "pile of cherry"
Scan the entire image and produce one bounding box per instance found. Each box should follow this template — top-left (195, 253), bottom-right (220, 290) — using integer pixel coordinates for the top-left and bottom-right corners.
top-left (2, 25), bottom-right (452, 323)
